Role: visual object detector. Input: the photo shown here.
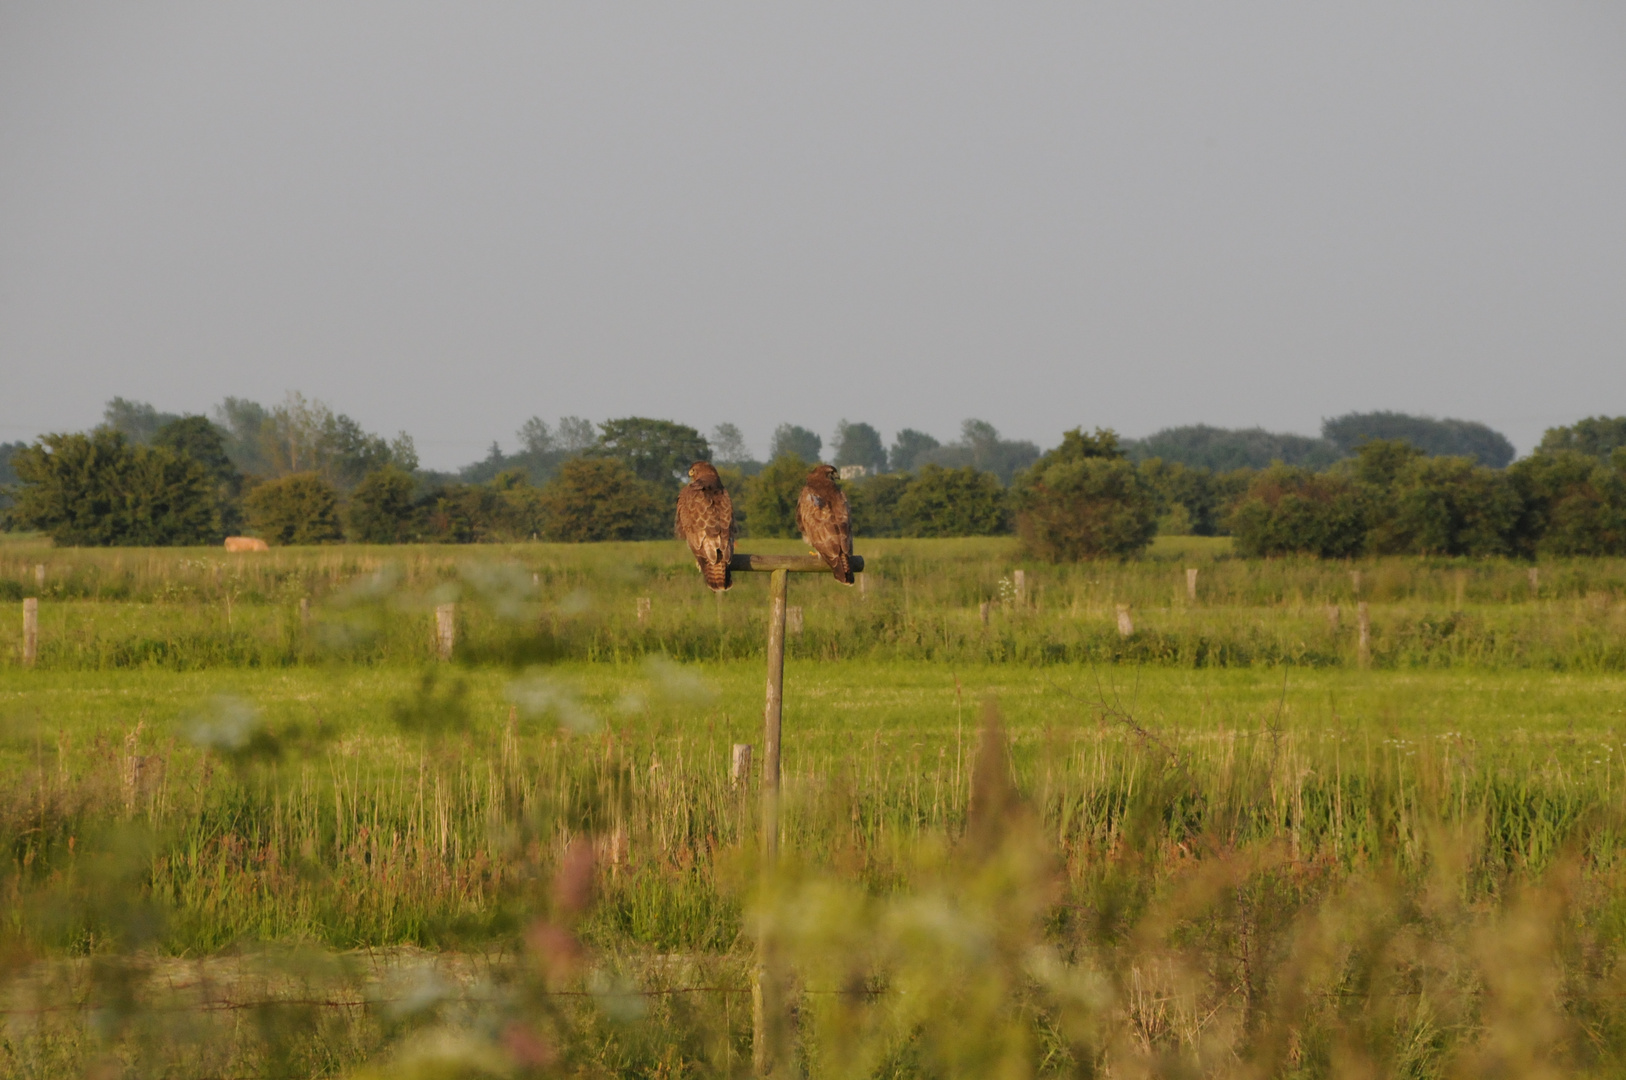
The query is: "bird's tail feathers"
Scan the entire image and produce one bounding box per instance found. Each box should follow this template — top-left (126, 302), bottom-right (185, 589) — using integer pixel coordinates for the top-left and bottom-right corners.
top-left (703, 559), bottom-right (732, 592)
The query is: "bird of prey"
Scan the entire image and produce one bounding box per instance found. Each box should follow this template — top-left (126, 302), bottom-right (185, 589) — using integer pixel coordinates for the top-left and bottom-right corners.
top-left (796, 463), bottom-right (854, 585)
top-left (675, 461), bottom-right (736, 591)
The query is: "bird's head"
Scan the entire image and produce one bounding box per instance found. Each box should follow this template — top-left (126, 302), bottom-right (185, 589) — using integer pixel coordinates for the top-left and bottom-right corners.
top-left (688, 461), bottom-right (721, 487)
top-left (809, 463), bottom-right (838, 481)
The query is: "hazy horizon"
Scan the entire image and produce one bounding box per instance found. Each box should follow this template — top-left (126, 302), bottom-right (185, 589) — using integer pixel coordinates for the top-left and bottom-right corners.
top-left (4, 4), bottom-right (1624, 468)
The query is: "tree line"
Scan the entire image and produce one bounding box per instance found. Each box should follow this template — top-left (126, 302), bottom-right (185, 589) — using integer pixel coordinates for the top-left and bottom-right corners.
top-left (2, 397), bottom-right (1623, 560)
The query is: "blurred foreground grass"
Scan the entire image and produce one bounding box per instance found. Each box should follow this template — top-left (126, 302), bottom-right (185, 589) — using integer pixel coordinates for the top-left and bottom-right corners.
top-left (1, 537), bottom-right (1625, 1075)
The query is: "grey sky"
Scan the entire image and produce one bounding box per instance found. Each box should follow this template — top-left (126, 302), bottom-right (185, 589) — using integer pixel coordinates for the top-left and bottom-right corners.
top-left (3, 3), bottom-right (1623, 468)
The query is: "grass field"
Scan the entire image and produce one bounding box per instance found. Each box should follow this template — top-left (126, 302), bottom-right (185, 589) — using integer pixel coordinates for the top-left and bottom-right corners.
top-left (3, 535), bottom-right (1626, 1077)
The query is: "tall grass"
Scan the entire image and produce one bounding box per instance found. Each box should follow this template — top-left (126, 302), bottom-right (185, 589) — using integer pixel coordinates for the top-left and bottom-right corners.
top-left (3, 536), bottom-right (1626, 1075)
top-left (3, 537), bottom-right (1626, 671)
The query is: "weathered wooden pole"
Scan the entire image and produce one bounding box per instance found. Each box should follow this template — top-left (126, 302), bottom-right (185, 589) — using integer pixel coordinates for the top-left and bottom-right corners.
top-left (762, 568), bottom-right (788, 862)
top-left (22, 598), bottom-right (38, 667)
top-left (724, 551), bottom-right (864, 1079)
top-left (731, 744), bottom-right (754, 789)
top-left (1185, 567), bottom-right (1198, 603)
top-left (434, 603), bottom-right (456, 660)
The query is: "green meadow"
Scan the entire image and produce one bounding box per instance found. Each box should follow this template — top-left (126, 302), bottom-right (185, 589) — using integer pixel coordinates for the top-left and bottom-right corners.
top-left (4, 535), bottom-right (1626, 1077)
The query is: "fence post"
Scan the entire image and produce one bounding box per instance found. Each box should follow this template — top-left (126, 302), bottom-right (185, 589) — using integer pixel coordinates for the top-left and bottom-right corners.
top-left (979, 601), bottom-right (991, 626)
top-left (435, 603), bottom-right (456, 661)
top-left (636, 597), bottom-right (652, 626)
top-left (1357, 602), bottom-right (1371, 669)
top-left (754, 567), bottom-right (789, 1077)
top-left (34, 564), bottom-right (44, 590)
top-left (785, 606), bottom-right (803, 637)
top-left (731, 744), bottom-right (754, 789)
top-left (1528, 567), bottom-right (1539, 598)
top-left (1185, 567), bottom-right (1198, 603)
top-left (1013, 569), bottom-right (1026, 604)
top-left (762, 569), bottom-right (787, 860)
top-left (22, 598), bottom-right (38, 667)
top-left (1116, 603), bottom-right (1134, 637)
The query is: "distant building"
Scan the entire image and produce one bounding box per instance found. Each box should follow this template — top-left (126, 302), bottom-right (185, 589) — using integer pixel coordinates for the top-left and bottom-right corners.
top-left (838, 465), bottom-right (869, 480)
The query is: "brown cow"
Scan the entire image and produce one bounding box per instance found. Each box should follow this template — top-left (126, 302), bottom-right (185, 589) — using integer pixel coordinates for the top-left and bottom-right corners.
top-left (224, 537), bottom-right (269, 552)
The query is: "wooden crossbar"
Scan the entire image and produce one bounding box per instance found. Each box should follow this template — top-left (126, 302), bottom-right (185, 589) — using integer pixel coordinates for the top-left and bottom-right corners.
top-left (728, 553), bottom-right (865, 573)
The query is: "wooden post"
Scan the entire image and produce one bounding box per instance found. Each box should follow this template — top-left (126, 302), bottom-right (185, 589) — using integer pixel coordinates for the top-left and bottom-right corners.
top-left (22, 598), bottom-right (38, 667)
top-left (1351, 570), bottom-right (1362, 597)
top-left (1326, 604), bottom-right (1341, 631)
top-left (979, 601), bottom-right (991, 626)
top-left (731, 744), bottom-right (753, 789)
top-left (435, 603), bottom-right (456, 660)
top-left (1013, 569), bottom-right (1026, 604)
top-left (721, 551), bottom-right (864, 1080)
top-left (1185, 567), bottom-right (1198, 603)
top-left (762, 569), bottom-right (787, 862)
top-left (33, 564), bottom-right (44, 589)
top-left (636, 597), bottom-right (652, 626)
top-left (1357, 602), bottom-right (1371, 669)
top-left (1115, 603), bottom-right (1134, 637)
top-left (1528, 567), bottom-right (1539, 597)
top-left (858, 572), bottom-right (867, 599)
top-left (785, 606), bottom-right (803, 637)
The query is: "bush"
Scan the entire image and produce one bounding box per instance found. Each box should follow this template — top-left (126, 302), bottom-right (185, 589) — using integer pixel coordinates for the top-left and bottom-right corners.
top-left (1369, 455), bottom-right (1522, 556)
top-left (243, 472), bottom-right (343, 545)
top-left (10, 431), bottom-right (221, 546)
top-left (1012, 428), bottom-right (1157, 560)
top-left (345, 466), bottom-right (419, 543)
top-left (846, 473), bottom-right (910, 537)
top-left (1509, 451), bottom-right (1626, 557)
top-left (1228, 466), bottom-right (1367, 558)
top-left (742, 454), bottom-right (809, 539)
top-left (896, 465), bottom-right (1007, 537)
top-left (538, 458), bottom-right (667, 542)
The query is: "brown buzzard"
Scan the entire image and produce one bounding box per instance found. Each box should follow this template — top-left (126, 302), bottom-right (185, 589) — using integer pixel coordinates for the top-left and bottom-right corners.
top-left (675, 461), bottom-right (736, 591)
top-left (796, 463), bottom-right (854, 585)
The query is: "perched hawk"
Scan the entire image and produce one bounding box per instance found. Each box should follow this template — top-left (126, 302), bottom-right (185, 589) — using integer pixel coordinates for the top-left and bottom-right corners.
top-left (796, 463), bottom-right (854, 585)
top-left (675, 461), bottom-right (736, 592)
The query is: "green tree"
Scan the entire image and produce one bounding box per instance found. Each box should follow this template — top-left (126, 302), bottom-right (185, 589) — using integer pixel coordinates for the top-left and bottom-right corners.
top-left (896, 465), bottom-right (1007, 537)
top-left (243, 472), bottom-right (343, 545)
top-left (1323, 410), bottom-right (1514, 467)
top-left (596, 418), bottom-right (710, 490)
top-left (888, 428), bottom-right (940, 472)
top-left (769, 424), bottom-right (822, 463)
top-left (538, 458), bottom-right (667, 542)
top-left (1011, 429), bottom-right (1157, 560)
top-left (832, 420), bottom-right (887, 474)
top-left (1509, 450), bottom-right (1626, 557)
top-left (1123, 424), bottom-right (1341, 471)
top-left (1536, 416), bottom-right (1626, 462)
top-left (1135, 459), bottom-right (1232, 536)
top-left (101, 397), bottom-right (180, 445)
top-left (1367, 455), bottom-right (1520, 556)
top-left (743, 454), bottom-right (809, 538)
top-left (345, 466), bottom-right (420, 543)
top-left (1227, 466), bottom-right (1367, 558)
top-left (917, 420), bottom-right (1041, 484)
top-left (847, 472), bottom-right (910, 537)
top-left (10, 431), bottom-right (220, 546)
